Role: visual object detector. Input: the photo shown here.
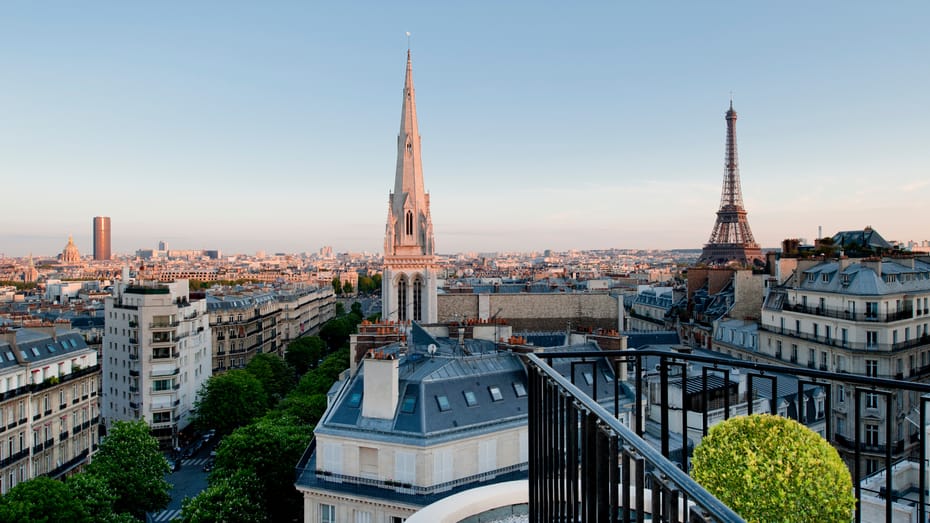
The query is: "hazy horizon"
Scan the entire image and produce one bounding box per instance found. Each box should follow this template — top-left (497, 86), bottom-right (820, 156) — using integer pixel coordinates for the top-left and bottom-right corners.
top-left (2, 3), bottom-right (929, 257)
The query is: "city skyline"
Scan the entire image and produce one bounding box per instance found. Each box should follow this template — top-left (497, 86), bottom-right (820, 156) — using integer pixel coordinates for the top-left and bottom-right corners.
top-left (2, 3), bottom-right (929, 257)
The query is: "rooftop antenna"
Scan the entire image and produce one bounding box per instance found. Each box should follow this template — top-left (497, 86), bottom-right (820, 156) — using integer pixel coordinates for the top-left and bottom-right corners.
top-left (406, 31), bottom-right (411, 51)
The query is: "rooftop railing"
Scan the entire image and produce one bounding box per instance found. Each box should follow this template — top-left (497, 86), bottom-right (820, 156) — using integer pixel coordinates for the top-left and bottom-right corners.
top-left (526, 349), bottom-right (930, 523)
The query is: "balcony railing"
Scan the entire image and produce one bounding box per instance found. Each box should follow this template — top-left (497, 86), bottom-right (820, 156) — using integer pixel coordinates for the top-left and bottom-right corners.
top-left (527, 349), bottom-right (930, 523)
top-left (760, 324), bottom-right (930, 353)
top-left (782, 302), bottom-right (913, 323)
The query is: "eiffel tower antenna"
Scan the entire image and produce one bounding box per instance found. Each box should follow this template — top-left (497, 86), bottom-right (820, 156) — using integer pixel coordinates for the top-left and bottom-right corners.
top-left (698, 102), bottom-right (763, 266)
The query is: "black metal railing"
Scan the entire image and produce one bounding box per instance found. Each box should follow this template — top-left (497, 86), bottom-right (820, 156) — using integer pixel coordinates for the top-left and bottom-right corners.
top-left (782, 302), bottom-right (913, 323)
top-left (527, 349), bottom-right (930, 523)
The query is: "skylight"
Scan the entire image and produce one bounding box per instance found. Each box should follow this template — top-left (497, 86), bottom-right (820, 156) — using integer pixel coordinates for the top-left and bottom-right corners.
top-left (463, 390), bottom-right (478, 407)
top-left (513, 382), bottom-right (527, 397)
top-left (47, 344), bottom-right (56, 353)
top-left (4, 352), bottom-right (13, 362)
top-left (347, 392), bottom-right (362, 408)
top-left (436, 395), bottom-right (451, 412)
top-left (401, 394), bottom-right (417, 414)
top-left (31, 347), bottom-right (40, 357)
top-left (488, 386), bottom-right (503, 402)
top-left (583, 372), bottom-right (594, 385)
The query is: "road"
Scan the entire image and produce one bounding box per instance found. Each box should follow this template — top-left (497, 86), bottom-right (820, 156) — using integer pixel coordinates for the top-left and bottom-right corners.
top-left (147, 447), bottom-right (213, 522)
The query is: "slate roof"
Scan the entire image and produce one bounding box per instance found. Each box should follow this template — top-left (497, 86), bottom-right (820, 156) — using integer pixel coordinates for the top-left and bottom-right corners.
top-left (0, 329), bottom-right (91, 371)
top-left (795, 259), bottom-right (930, 296)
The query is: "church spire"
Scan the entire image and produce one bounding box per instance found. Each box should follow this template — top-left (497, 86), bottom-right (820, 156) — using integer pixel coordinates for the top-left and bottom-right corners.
top-left (387, 49), bottom-right (433, 257)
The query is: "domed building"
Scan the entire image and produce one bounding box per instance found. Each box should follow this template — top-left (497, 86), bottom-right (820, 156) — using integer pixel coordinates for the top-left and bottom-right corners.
top-left (60, 235), bottom-right (81, 264)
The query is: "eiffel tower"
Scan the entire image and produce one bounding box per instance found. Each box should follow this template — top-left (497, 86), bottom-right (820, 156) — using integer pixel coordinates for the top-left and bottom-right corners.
top-left (698, 102), bottom-right (763, 266)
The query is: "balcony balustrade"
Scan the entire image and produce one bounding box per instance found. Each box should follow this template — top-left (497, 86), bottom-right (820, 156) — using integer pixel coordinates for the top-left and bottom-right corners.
top-left (526, 349), bottom-right (930, 523)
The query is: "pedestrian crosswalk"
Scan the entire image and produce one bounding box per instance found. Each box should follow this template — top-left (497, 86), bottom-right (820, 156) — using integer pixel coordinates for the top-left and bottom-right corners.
top-left (150, 508), bottom-right (181, 522)
top-left (181, 457), bottom-right (211, 466)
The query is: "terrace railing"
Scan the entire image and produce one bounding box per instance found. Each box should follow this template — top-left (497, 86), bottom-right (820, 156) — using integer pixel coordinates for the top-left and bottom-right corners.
top-left (526, 349), bottom-right (930, 523)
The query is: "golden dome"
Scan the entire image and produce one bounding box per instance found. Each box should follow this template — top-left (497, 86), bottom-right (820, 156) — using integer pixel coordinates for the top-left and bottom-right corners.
top-left (61, 235), bottom-right (81, 263)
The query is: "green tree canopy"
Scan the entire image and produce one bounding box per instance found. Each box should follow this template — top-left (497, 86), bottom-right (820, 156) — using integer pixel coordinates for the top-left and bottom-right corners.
top-left (213, 417), bottom-right (311, 522)
top-left (357, 275), bottom-right (375, 294)
top-left (692, 414), bottom-right (854, 523)
top-left (285, 336), bottom-right (325, 375)
top-left (84, 420), bottom-right (171, 520)
top-left (244, 353), bottom-right (295, 401)
top-left (0, 476), bottom-right (89, 523)
top-left (343, 281), bottom-right (354, 294)
top-left (179, 470), bottom-right (266, 523)
top-left (67, 472), bottom-right (118, 521)
top-left (350, 301), bottom-right (363, 316)
top-left (319, 317), bottom-right (352, 350)
top-left (193, 370), bottom-right (268, 436)
top-left (270, 392), bottom-right (328, 425)
top-left (331, 277), bottom-right (342, 295)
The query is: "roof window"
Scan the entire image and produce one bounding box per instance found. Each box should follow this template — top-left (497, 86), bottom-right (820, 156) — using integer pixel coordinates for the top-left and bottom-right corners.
top-left (436, 395), bottom-right (451, 412)
top-left (400, 394), bottom-right (417, 414)
top-left (346, 392), bottom-right (362, 408)
top-left (583, 372), bottom-right (594, 385)
top-left (463, 390), bottom-right (478, 407)
top-left (31, 347), bottom-right (40, 357)
top-left (488, 386), bottom-right (503, 402)
top-left (47, 344), bottom-right (56, 353)
top-left (513, 382), bottom-right (527, 397)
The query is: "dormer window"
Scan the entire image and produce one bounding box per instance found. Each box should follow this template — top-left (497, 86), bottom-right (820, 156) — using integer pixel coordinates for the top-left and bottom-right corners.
top-left (807, 273), bottom-right (816, 282)
top-left (821, 273), bottom-right (830, 283)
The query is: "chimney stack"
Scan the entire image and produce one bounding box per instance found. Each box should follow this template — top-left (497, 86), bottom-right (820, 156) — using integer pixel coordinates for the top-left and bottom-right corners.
top-left (362, 351), bottom-right (399, 419)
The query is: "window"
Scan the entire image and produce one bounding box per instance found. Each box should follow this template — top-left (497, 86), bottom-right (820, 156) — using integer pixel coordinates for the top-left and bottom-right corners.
top-left (355, 510), bottom-right (372, 523)
top-left (807, 273), bottom-right (816, 282)
top-left (865, 424), bottom-right (879, 447)
top-left (821, 273), bottom-right (830, 283)
top-left (866, 393), bottom-right (879, 409)
top-left (463, 391), bottom-right (478, 407)
top-left (866, 331), bottom-right (878, 348)
top-left (394, 451), bottom-right (415, 484)
top-left (866, 359), bottom-right (878, 377)
top-left (400, 394), bottom-right (417, 413)
top-left (153, 379), bottom-right (172, 392)
top-left (841, 328), bottom-right (848, 347)
top-left (391, 517), bottom-right (406, 523)
top-left (837, 385), bottom-right (845, 403)
top-left (319, 504), bottom-right (336, 523)
top-left (791, 345), bottom-right (798, 362)
top-left (513, 382), bottom-right (526, 397)
top-left (397, 276), bottom-right (408, 322)
top-left (152, 411), bottom-right (171, 423)
top-left (582, 372), bottom-right (593, 385)
top-left (866, 302), bottom-right (878, 319)
top-left (347, 392), bottom-right (362, 408)
top-left (488, 386), bottom-right (503, 402)
top-left (359, 447), bottom-right (378, 478)
top-left (775, 341), bottom-right (782, 359)
top-left (436, 395), bottom-right (450, 412)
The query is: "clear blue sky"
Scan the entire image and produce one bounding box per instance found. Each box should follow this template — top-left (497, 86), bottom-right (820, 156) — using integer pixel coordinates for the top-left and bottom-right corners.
top-left (2, 2), bottom-right (929, 257)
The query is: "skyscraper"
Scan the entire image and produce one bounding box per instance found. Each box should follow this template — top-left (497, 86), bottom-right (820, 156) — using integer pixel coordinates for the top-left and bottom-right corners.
top-left (93, 216), bottom-right (111, 261)
top-left (382, 50), bottom-right (439, 323)
top-left (698, 102), bottom-right (763, 266)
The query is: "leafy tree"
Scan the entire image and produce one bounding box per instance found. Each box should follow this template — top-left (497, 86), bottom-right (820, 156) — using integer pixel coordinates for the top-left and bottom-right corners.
top-left (343, 281), bottom-right (354, 294)
top-left (295, 349), bottom-right (351, 397)
top-left (285, 336), bottom-right (325, 375)
top-left (193, 370), bottom-right (268, 436)
top-left (335, 301), bottom-right (346, 316)
top-left (350, 301), bottom-right (363, 316)
top-left (331, 277), bottom-right (342, 295)
top-left (67, 472), bottom-right (118, 521)
top-left (179, 470), bottom-right (266, 523)
top-left (271, 392), bottom-right (328, 425)
top-left (692, 414), bottom-right (854, 523)
top-left (213, 417), bottom-right (311, 522)
top-left (0, 476), bottom-right (89, 523)
top-left (357, 275), bottom-right (375, 294)
top-left (245, 353), bottom-right (295, 401)
top-left (84, 420), bottom-right (171, 520)
top-left (319, 317), bottom-right (352, 350)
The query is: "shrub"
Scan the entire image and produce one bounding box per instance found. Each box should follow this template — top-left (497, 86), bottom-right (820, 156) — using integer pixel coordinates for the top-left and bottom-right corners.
top-left (691, 414), bottom-right (854, 523)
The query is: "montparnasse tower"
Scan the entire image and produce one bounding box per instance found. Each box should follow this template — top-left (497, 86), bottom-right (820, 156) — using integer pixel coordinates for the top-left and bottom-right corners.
top-left (698, 101), bottom-right (763, 266)
top-left (382, 48), bottom-right (438, 323)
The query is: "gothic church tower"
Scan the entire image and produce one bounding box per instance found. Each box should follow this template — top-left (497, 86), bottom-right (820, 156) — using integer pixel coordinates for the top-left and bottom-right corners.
top-left (382, 50), bottom-right (438, 323)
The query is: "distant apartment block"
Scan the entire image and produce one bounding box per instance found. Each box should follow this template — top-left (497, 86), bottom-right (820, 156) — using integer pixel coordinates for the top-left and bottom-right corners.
top-left (207, 289), bottom-right (281, 372)
top-left (102, 279), bottom-right (210, 447)
top-left (0, 326), bottom-right (100, 494)
top-left (277, 285), bottom-right (335, 344)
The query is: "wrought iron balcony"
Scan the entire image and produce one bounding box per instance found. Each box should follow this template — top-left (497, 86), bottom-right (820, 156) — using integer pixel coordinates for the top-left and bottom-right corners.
top-left (526, 349), bottom-right (930, 523)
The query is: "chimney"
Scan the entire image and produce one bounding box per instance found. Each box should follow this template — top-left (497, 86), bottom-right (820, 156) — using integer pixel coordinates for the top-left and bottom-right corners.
top-left (0, 329), bottom-right (17, 351)
top-left (362, 351), bottom-right (399, 420)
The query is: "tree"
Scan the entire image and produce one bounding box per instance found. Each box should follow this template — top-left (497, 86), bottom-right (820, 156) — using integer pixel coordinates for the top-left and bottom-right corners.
top-left (319, 317), bottom-right (352, 350)
top-left (67, 473), bottom-right (118, 521)
top-left (692, 414), bottom-right (854, 523)
top-left (179, 471), bottom-right (266, 523)
top-left (193, 370), bottom-right (268, 436)
top-left (245, 353), bottom-right (295, 401)
top-left (343, 281), bottom-right (354, 294)
top-left (357, 275), bottom-right (375, 294)
top-left (331, 277), bottom-right (342, 295)
top-left (285, 336), bottom-right (325, 375)
top-left (84, 420), bottom-right (171, 520)
top-left (271, 392), bottom-right (328, 425)
top-left (213, 417), bottom-right (311, 522)
top-left (350, 301), bottom-right (363, 316)
top-left (0, 476), bottom-right (89, 523)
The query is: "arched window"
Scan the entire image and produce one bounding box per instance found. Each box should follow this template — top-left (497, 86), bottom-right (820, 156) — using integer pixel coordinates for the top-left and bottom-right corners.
top-left (405, 211), bottom-right (414, 236)
top-left (397, 276), bottom-right (408, 322)
top-left (413, 277), bottom-right (423, 322)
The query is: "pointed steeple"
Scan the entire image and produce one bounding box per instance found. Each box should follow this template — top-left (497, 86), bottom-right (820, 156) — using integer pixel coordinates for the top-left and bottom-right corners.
top-left (387, 50), bottom-right (434, 257)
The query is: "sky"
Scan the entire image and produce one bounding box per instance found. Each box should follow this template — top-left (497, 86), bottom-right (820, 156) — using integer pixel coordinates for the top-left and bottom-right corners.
top-left (2, 2), bottom-right (929, 257)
